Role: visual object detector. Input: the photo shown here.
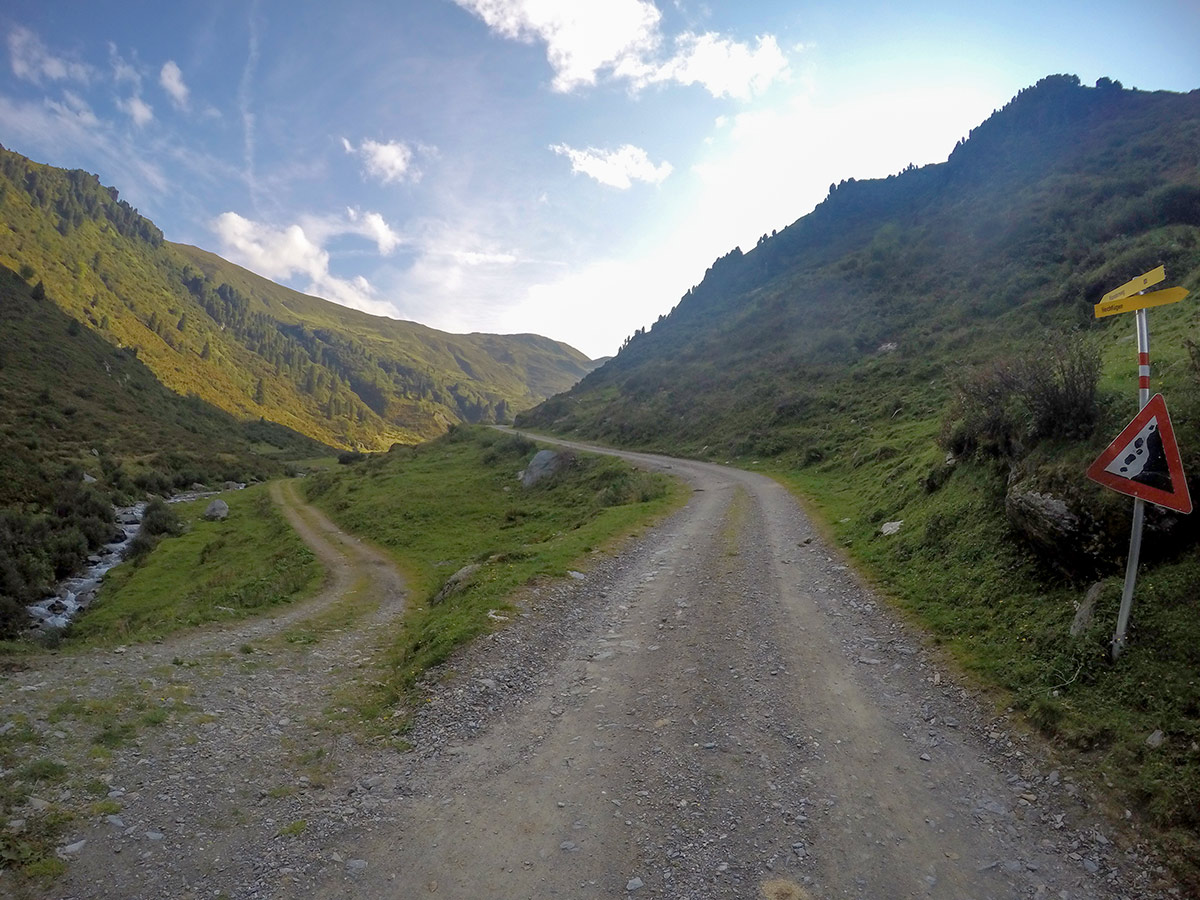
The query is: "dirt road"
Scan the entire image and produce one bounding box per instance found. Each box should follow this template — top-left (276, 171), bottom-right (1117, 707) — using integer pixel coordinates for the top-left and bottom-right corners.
top-left (312, 441), bottom-right (1173, 900)
top-left (2, 450), bottom-right (1176, 899)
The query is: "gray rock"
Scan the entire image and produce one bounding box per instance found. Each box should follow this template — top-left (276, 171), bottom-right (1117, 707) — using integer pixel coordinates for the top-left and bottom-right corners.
top-left (82, 472), bottom-right (97, 484)
top-left (432, 563), bottom-right (481, 605)
top-left (60, 839), bottom-right (86, 856)
top-left (223, 481), bottom-right (244, 491)
top-left (879, 520), bottom-right (903, 535)
top-left (1145, 729), bottom-right (1165, 749)
top-left (347, 859), bottom-right (368, 872)
top-left (626, 877), bottom-right (644, 891)
top-left (1071, 582), bottom-right (1103, 636)
top-left (203, 499), bottom-right (229, 521)
top-left (1006, 488), bottom-right (1078, 548)
top-left (519, 450), bottom-right (565, 487)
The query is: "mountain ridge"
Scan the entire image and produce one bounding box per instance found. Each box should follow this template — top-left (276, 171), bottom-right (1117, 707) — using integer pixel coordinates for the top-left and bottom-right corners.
top-left (0, 145), bottom-right (598, 451)
top-left (516, 75), bottom-right (1200, 882)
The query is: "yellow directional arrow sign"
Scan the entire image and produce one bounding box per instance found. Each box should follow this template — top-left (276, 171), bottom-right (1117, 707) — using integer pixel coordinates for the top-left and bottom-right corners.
top-left (1099, 265), bottom-right (1165, 306)
top-left (1094, 285), bottom-right (1188, 319)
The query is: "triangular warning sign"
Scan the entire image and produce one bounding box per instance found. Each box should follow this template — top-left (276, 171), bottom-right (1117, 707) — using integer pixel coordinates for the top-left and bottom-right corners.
top-left (1087, 394), bottom-right (1192, 513)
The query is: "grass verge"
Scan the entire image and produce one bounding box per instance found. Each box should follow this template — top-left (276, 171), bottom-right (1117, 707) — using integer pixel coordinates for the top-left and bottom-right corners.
top-left (774, 449), bottom-right (1200, 891)
top-left (64, 484), bottom-right (323, 646)
top-left (304, 425), bottom-right (684, 738)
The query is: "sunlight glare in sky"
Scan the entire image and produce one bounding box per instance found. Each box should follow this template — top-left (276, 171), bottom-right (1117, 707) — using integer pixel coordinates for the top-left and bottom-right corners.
top-left (2, 0), bottom-right (1197, 357)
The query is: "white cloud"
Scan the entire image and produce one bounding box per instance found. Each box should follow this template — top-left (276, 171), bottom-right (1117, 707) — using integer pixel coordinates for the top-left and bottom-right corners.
top-left (211, 211), bottom-right (401, 317)
top-left (342, 137), bottom-right (419, 184)
top-left (117, 94), bottom-right (153, 127)
top-left (160, 60), bottom-right (190, 109)
top-left (648, 32), bottom-right (787, 101)
top-left (8, 26), bottom-right (91, 83)
top-left (550, 143), bottom-right (672, 189)
top-left (344, 207), bottom-right (403, 254)
top-left (455, 0), bottom-right (661, 92)
top-left (453, 0), bottom-right (788, 99)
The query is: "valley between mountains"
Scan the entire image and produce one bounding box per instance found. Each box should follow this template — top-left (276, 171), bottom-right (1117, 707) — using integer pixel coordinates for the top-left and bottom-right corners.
top-left (1, 439), bottom-right (1178, 900)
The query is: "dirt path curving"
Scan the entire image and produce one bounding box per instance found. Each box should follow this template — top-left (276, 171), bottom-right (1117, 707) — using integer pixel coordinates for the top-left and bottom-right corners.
top-left (1, 480), bottom-right (407, 900)
top-left (1, 451), bottom-right (1180, 900)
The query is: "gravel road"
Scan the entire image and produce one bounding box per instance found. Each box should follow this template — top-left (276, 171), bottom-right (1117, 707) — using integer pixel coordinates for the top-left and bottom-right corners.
top-left (1, 446), bottom-right (1182, 899)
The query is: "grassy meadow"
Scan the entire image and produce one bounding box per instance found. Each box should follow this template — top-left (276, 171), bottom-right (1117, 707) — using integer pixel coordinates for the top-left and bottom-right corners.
top-left (302, 425), bottom-right (684, 733)
top-left (64, 485), bottom-right (322, 646)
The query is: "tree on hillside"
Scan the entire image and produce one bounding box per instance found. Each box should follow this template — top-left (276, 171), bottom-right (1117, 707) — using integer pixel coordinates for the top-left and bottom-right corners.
top-left (254, 378), bottom-right (265, 404)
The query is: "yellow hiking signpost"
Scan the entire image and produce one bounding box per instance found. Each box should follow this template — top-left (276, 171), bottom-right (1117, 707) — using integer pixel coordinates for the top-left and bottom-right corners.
top-left (1099, 264), bottom-right (1164, 305)
top-left (1094, 285), bottom-right (1188, 318)
top-left (1088, 264), bottom-right (1193, 660)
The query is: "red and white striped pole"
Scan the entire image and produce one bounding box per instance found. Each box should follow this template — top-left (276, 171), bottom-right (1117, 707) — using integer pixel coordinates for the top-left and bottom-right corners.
top-left (1112, 306), bottom-right (1152, 660)
top-left (1137, 309), bottom-right (1151, 407)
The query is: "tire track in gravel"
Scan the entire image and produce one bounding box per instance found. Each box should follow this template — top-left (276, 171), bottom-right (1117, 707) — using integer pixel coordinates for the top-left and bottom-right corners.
top-left (2, 480), bottom-right (408, 900)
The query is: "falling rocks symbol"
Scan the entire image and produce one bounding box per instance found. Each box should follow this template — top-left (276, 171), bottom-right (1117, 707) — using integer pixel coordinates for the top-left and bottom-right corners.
top-left (1105, 417), bottom-right (1170, 491)
top-left (1087, 393), bottom-right (1193, 514)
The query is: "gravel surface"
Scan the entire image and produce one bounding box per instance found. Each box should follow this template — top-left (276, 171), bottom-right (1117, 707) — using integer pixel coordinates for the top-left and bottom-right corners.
top-left (0, 448), bottom-right (1184, 900)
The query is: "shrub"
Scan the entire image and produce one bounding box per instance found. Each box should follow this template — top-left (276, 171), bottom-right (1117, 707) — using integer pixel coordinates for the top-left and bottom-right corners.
top-left (1014, 336), bottom-right (1100, 442)
top-left (140, 498), bottom-right (182, 537)
top-left (942, 334), bottom-right (1100, 459)
top-left (122, 530), bottom-right (157, 564)
top-left (940, 360), bottom-right (1023, 459)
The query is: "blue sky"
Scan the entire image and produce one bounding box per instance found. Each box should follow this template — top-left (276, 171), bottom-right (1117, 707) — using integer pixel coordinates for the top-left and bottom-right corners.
top-left (2, 1), bottom-right (1199, 358)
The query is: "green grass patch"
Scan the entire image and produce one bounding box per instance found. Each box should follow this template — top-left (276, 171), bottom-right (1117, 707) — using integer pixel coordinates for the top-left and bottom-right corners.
top-left (66, 484), bottom-right (323, 646)
top-left (304, 426), bottom-right (684, 736)
top-left (276, 819), bottom-right (307, 838)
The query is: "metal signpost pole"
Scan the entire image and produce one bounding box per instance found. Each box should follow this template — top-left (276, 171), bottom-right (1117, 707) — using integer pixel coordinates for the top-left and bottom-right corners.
top-left (1111, 306), bottom-right (1151, 661)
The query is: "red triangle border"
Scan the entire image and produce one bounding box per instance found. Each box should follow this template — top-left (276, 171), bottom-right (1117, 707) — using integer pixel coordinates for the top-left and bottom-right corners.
top-left (1086, 394), bottom-right (1192, 514)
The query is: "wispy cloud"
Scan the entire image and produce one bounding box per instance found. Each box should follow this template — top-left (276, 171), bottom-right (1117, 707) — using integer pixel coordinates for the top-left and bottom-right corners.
top-left (550, 143), bottom-right (671, 188)
top-left (107, 44), bottom-right (154, 126)
top-left (239, 2), bottom-right (262, 204)
top-left (453, 0), bottom-right (788, 99)
top-left (46, 91), bottom-right (100, 129)
top-left (159, 60), bottom-right (189, 110)
top-left (8, 25), bottom-right (91, 84)
top-left (341, 137), bottom-right (425, 184)
top-left (116, 94), bottom-right (153, 127)
top-left (0, 94), bottom-right (169, 193)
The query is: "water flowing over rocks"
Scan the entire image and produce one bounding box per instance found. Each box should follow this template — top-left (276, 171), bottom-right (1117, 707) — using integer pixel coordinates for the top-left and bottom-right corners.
top-left (24, 484), bottom-right (245, 631)
top-left (25, 501), bottom-right (146, 631)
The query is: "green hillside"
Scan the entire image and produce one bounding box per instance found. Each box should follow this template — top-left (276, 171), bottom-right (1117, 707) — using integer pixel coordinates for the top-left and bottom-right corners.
top-left (517, 75), bottom-right (1200, 884)
top-left (0, 265), bottom-right (327, 637)
top-left (0, 146), bottom-right (597, 451)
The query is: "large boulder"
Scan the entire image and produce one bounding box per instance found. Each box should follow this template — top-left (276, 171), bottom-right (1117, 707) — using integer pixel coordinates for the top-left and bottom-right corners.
top-left (1004, 466), bottom-right (1109, 574)
top-left (518, 450), bottom-right (564, 488)
top-left (203, 499), bottom-right (229, 521)
top-left (431, 563), bottom-right (481, 605)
